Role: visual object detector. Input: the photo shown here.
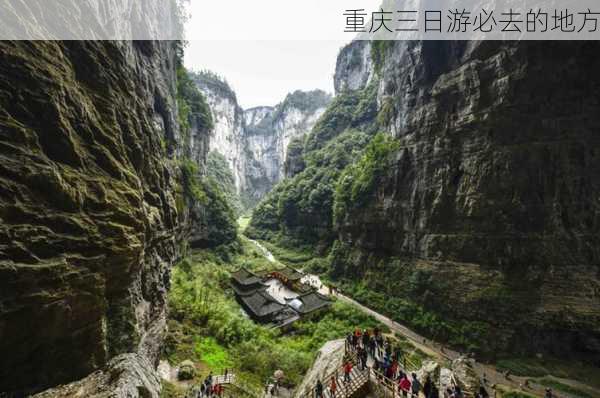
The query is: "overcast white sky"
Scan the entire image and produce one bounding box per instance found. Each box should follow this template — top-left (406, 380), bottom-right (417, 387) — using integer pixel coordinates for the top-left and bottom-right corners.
top-left (183, 41), bottom-right (348, 109)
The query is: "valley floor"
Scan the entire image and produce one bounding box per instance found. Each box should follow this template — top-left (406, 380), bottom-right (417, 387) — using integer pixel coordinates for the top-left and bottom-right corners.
top-left (159, 219), bottom-right (599, 398)
top-left (250, 237), bottom-right (600, 398)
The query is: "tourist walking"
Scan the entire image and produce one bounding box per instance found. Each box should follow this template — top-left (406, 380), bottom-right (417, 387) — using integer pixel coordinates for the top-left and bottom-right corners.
top-left (399, 373), bottom-right (412, 397)
top-left (423, 375), bottom-right (433, 398)
top-left (359, 347), bottom-right (368, 370)
top-left (429, 384), bottom-right (440, 398)
top-left (315, 379), bottom-right (324, 398)
top-left (329, 375), bottom-right (337, 397)
top-left (369, 337), bottom-right (377, 359)
top-left (411, 373), bottom-right (421, 398)
top-left (343, 360), bottom-right (353, 383)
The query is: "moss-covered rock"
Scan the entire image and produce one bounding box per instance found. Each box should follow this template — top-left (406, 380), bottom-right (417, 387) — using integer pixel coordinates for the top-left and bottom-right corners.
top-left (0, 40), bottom-right (206, 395)
top-left (177, 360), bottom-right (196, 381)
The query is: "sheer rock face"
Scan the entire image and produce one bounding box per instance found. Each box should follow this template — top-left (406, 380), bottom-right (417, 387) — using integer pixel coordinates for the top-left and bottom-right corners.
top-left (244, 94), bottom-right (329, 204)
top-left (334, 41), bottom-right (600, 356)
top-left (194, 73), bottom-right (330, 207)
top-left (334, 40), bottom-right (374, 94)
top-left (0, 40), bottom-right (184, 394)
top-left (32, 354), bottom-right (162, 398)
top-left (194, 75), bottom-right (248, 191)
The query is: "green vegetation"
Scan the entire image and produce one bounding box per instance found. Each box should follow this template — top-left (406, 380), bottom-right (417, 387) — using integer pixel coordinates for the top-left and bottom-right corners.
top-left (247, 130), bottom-right (371, 246)
top-left (371, 40), bottom-right (394, 75)
top-left (177, 65), bottom-right (213, 145)
top-left (536, 379), bottom-right (594, 398)
top-left (238, 216), bottom-right (251, 232)
top-left (496, 358), bottom-right (600, 390)
top-left (176, 65), bottom-right (237, 247)
top-left (181, 159), bottom-right (237, 247)
top-left (334, 132), bottom-right (399, 222)
top-left (195, 337), bottom-right (234, 370)
top-left (499, 390), bottom-right (537, 398)
top-left (337, 276), bottom-right (491, 355)
top-left (161, 380), bottom-right (186, 398)
top-left (191, 70), bottom-right (238, 104)
top-left (207, 151), bottom-right (243, 216)
top-left (247, 77), bottom-right (380, 249)
top-left (305, 82), bottom-right (378, 152)
top-left (164, 240), bottom-right (388, 393)
top-left (278, 90), bottom-right (331, 115)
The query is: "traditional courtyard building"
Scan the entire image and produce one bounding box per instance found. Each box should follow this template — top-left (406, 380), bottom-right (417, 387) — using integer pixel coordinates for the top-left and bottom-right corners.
top-left (230, 266), bottom-right (332, 327)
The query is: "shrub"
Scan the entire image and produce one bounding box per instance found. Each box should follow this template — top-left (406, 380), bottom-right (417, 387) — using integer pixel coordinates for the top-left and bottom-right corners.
top-left (333, 132), bottom-right (399, 222)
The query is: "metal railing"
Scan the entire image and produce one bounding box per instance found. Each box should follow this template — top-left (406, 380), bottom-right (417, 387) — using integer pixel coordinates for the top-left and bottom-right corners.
top-left (186, 373), bottom-right (262, 398)
top-left (298, 342), bottom-right (424, 398)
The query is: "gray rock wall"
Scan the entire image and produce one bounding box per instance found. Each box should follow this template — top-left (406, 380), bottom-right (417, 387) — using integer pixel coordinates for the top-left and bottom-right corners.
top-left (0, 40), bottom-right (185, 394)
top-left (194, 71), bottom-right (331, 208)
top-left (334, 40), bottom-right (600, 357)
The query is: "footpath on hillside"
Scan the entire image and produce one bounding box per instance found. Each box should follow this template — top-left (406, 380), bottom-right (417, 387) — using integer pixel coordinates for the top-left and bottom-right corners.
top-left (244, 236), bottom-right (600, 398)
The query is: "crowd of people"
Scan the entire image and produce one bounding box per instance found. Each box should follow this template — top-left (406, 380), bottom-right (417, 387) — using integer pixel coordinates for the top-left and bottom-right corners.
top-left (188, 371), bottom-right (228, 398)
top-left (311, 328), bottom-right (493, 398)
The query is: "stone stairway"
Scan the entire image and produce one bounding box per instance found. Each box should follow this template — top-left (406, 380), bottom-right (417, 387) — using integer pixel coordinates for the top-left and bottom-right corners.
top-left (321, 366), bottom-right (370, 398)
top-left (298, 341), bottom-right (427, 398)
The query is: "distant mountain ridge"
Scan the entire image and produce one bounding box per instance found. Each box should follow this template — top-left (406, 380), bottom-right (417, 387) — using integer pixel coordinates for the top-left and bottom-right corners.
top-left (192, 70), bottom-right (332, 209)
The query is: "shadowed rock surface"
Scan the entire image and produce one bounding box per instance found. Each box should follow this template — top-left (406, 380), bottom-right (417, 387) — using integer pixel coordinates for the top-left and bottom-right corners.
top-left (0, 40), bottom-right (185, 394)
top-left (335, 40), bottom-right (600, 358)
top-left (249, 40), bottom-right (600, 360)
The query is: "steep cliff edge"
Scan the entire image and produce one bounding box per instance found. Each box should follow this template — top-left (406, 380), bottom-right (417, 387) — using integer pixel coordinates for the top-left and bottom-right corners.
top-left (244, 90), bottom-right (331, 205)
top-left (249, 40), bottom-right (600, 360)
top-left (192, 71), bottom-right (331, 209)
top-left (333, 40), bottom-right (600, 358)
top-left (0, 40), bottom-right (218, 396)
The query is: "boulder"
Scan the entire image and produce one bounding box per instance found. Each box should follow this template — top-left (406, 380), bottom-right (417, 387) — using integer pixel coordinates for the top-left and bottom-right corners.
top-left (178, 360), bottom-right (196, 381)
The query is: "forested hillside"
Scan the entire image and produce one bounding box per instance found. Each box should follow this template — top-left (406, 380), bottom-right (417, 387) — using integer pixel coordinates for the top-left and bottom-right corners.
top-left (248, 40), bottom-right (600, 362)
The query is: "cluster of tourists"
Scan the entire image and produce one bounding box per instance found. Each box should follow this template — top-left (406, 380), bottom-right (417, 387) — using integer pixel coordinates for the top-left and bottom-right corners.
top-left (311, 328), bottom-right (494, 398)
top-left (189, 371), bottom-right (226, 398)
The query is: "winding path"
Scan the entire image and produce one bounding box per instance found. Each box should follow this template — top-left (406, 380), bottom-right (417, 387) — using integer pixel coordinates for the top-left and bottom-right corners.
top-left (244, 237), bottom-right (599, 398)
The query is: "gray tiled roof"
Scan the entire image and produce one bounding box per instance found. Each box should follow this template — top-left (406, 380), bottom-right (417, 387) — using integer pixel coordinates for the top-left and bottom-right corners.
top-left (231, 268), bottom-right (263, 285)
top-left (272, 266), bottom-right (303, 281)
top-left (293, 291), bottom-right (332, 314)
top-left (239, 290), bottom-right (286, 317)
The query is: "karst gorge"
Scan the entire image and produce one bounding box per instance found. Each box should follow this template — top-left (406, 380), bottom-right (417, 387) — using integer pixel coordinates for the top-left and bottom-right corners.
top-left (1, 11), bottom-right (600, 398)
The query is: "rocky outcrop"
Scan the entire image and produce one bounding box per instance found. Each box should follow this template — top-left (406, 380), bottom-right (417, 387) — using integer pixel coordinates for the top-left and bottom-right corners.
top-left (192, 71), bottom-right (247, 191)
top-left (334, 40), bottom-right (374, 94)
top-left (244, 90), bottom-right (331, 204)
top-left (33, 354), bottom-right (162, 398)
top-left (192, 71), bottom-right (331, 208)
top-left (334, 41), bottom-right (600, 358)
top-left (293, 340), bottom-right (345, 398)
top-left (0, 40), bottom-right (187, 394)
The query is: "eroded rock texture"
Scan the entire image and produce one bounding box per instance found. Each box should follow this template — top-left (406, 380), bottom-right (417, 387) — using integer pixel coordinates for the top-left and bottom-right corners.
top-left (0, 40), bottom-right (183, 394)
top-left (193, 70), bottom-right (331, 208)
top-left (335, 41), bottom-right (600, 358)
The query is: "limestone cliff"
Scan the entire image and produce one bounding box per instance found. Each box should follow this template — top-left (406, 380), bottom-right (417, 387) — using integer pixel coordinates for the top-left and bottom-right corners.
top-left (192, 71), bottom-right (331, 208)
top-left (333, 41), bottom-right (600, 358)
top-left (249, 40), bottom-right (600, 360)
top-left (192, 71), bottom-right (248, 193)
top-left (244, 90), bottom-right (331, 205)
top-left (0, 40), bottom-right (195, 395)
